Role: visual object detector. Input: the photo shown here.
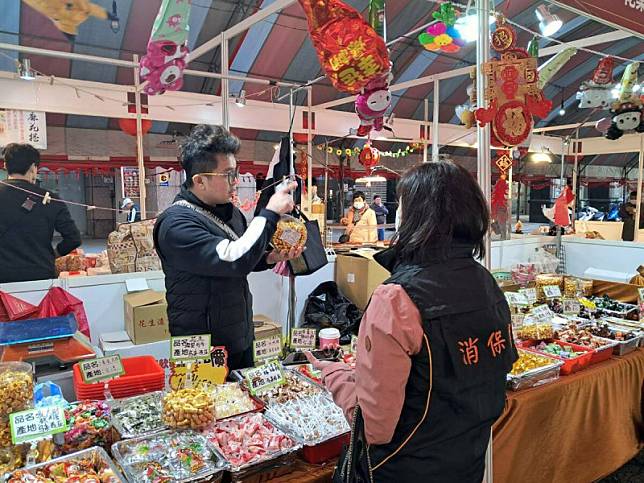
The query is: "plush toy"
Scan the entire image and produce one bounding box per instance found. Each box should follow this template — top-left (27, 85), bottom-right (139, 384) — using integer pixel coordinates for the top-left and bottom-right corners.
top-left (139, 0), bottom-right (192, 96)
top-left (355, 73), bottom-right (392, 137)
top-left (576, 57), bottom-right (615, 109)
top-left (22, 0), bottom-right (118, 41)
top-left (605, 102), bottom-right (644, 140)
top-left (418, 2), bottom-right (464, 53)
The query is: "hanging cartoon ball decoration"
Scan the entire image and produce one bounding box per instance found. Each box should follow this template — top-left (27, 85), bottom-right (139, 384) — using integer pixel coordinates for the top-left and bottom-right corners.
top-left (597, 62), bottom-right (644, 140)
top-left (355, 71), bottom-right (393, 137)
top-left (418, 2), bottom-right (464, 53)
top-left (576, 57), bottom-right (615, 109)
top-left (359, 144), bottom-right (380, 170)
top-left (118, 118), bottom-right (153, 137)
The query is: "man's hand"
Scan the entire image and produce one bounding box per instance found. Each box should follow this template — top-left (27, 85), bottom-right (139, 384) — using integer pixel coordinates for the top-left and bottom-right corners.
top-left (266, 246), bottom-right (304, 265)
top-left (266, 182), bottom-right (297, 215)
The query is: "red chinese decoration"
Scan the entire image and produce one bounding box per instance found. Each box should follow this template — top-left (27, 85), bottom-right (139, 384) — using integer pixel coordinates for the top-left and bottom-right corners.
top-left (554, 185), bottom-right (575, 227)
top-left (119, 118), bottom-right (153, 137)
top-left (475, 17), bottom-right (551, 148)
top-left (491, 151), bottom-right (513, 224)
top-left (359, 144), bottom-right (380, 171)
top-left (298, 0), bottom-right (390, 94)
top-left (295, 149), bottom-right (308, 183)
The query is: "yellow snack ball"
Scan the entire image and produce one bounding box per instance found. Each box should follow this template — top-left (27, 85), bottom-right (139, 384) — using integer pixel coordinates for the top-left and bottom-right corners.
top-left (272, 216), bottom-right (307, 252)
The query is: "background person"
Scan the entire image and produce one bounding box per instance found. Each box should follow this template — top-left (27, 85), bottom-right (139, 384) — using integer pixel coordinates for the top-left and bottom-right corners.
top-left (121, 197), bottom-right (141, 223)
top-left (371, 194), bottom-right (389, 241)
top-left (619, 191), bottom-right (644, 241)
top-left (154, 125), bottom-right (301, 370)
top-left (341, 191), bottom-right (377, 244)
top-left (0, 143), bottom-right (81, 283)
top-left (309, 161), bottom-right (517, 482)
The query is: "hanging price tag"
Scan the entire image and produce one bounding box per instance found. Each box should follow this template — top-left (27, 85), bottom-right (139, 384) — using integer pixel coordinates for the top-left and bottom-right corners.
top-left (543, 285), bottom-right (562, 299)
top-left (530, 304), bottom-right (554, 324)
top-left (253, 335), bottom-right (282, 363)
top-left (505, 292), bottom-right (529, 307)
top-left (10, 406), bottom-right (68, 445)
top-left (350, 335), bottom-right (358, 355)
top-left (244, 360), bottom-right (285, 396)
top-left (519, 288), bottom-right (538, 305)
top-left (79, 355), bottom-right (124, 383)
top-left (290, 328), bottom-right (317, 350)
top-left (170, 334), bottom-right (211, 362)
top-left (563, 298), bottom-right (581, 316)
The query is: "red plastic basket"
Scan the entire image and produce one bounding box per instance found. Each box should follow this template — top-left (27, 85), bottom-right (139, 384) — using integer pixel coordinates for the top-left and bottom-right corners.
top-left (517, 340), bottom-right (593, 376)
top-left (73, 355), bottom-right (164, 399)
top-left (589, 344), bottom-right (614, 365)
top-left (302, 432), bottom-right (350, 464)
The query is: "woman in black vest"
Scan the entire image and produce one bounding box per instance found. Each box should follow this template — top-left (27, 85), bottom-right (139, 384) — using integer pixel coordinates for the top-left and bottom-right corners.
top-left (309, 161), bottom-right (518, 483)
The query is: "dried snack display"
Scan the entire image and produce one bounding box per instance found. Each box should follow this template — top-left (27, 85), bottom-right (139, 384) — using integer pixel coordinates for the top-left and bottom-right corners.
top-left (0, 362), bottom-right (34, 420)
top-left (60, 401), bottom-right (111, 454)
top-left (111, 391), bottom-right (165, 438)
top-left (507, 350), bottom-right (563, 391)
top-left (535, 274), bottom-right (563, 302)
top-left (211, 383), bottom-right (260, 420)
top-left (264, 393), bottom-right (350, 446)
top-left (296, 365), bottom-right (322, 385)
top-left (533, 341), bottom-right (586, 359)
top-left (162, 388), bottom-right (215, 430)
top-left (589, 296), bottom-right (639, 320)
top-left (249, 371), bottom-right (322, 405)
top-left (510, 350), bottom-right (557, 376)
top-left (111, 429), bottom-right (225, 482)
top-left (587, 322), bottom-right (638, 341)
top-left (271, 215), bottom-right (307, 252)
top-left (554, 325), bottom-right (608, 349)
top-left (515, 323), bottom-right (554, 341)
top-left (204, 412), bottom-right (298, 470)
top-left (6, 446), bottom-right (123, 482)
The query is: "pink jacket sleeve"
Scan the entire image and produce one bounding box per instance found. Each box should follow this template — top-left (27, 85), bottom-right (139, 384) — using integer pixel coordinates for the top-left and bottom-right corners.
top-left (322, 284), bottom-right (423, 445)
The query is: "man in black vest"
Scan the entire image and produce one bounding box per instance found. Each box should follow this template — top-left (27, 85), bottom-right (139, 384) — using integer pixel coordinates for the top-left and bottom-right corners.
top-left (154, 125), bottom-right (299, 370)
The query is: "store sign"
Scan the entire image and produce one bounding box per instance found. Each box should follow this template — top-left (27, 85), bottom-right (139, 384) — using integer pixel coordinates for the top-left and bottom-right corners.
top-left (543, 285), bottom-right (562, 299)
top-left (79, 355), bottom-right (124, 383)
top-left (520, 288), bottom-right (538, 305)
top-left (505, 292), bottom-right (529, 307)
top-left (159, 172), bottom-right (170, 187)
top-left (170, 334), bottom-right (211, 362)
top-left (563, 298), bottom-right (581, 316)
top-left (10, 406), bottom-right (67, 445)
top-left (550, 0), bottom-right (644, 37)
top-left (121, 167), bottom-right (140, 199)
top-left (290, 328), bottom-right (316, 350)
top-left (0, 110), bottom-right (47, 149)
top-left (253, 335), bottom-right (282, 363)
top-left (244, 360), bottom-right (285, 396)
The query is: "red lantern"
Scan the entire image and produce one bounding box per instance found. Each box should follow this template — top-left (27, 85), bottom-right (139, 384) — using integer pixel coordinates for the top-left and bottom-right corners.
top-left (359, 144), bottom-right (380, 171)
top-left (118, 118), bottom-right (153, 136)
top-left (293, 132), bottom-right (312, 144)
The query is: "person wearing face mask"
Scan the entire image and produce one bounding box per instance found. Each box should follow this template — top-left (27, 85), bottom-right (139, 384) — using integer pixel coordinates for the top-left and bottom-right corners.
top-left (341, 191), bottom-right (378, 244)
top-left (0, 143), bottom-right (81, 283)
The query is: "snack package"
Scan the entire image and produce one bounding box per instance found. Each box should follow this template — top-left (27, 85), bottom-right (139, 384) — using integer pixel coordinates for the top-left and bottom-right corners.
top-left (272, 215), bottom-right (307, 252)
top-left (60, 401), bottom-right (112, 454)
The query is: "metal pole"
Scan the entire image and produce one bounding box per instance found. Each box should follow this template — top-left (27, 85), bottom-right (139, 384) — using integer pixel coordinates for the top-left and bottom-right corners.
top-left (288, 87), bottom-right (296, 336)
top-left (132, 54), bottom-right (147, 220)
top-left (423, 99), bottom-right (429, 163)
top-left (221, 33), bottom-right (230, 130)
top-left (288, 89), bottom-right (294, 177)
top-left (307, 86), bottom-right (313, 211)
top-left (571, 137), bottom-right (579, 232)
top-left (432, 80), bottom-right (440, 162)
top-left (476, 0), bottom-right (491, 270)
top-left (324, 141), bottom-right (330, 246)
top-left (556, 138), bottom-right (566, 265)
top-left (636, 134), bottom-right (644, 243)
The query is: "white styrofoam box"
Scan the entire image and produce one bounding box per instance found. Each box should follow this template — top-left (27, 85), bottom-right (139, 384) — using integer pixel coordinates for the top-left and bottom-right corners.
top-left (583, 268), bottom-right (633, 284)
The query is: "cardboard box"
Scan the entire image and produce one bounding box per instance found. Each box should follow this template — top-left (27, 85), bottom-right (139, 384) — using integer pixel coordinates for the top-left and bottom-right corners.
top-left (253, 314), bottom-right (282, 339)
top-left (335, 251), bottom-right (390, 310)
top-left (99, 331), bottom-right (171, 377)
top-left (123, 290), bottom-right (170, 344)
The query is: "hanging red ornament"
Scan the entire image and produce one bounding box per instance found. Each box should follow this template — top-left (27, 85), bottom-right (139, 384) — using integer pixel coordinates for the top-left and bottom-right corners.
top-left (359, 144), bottom-right (380, 170)
top-left (118, 118), bottom-right (153, 136)
top-left (491, 175), bottom-right (509, 214)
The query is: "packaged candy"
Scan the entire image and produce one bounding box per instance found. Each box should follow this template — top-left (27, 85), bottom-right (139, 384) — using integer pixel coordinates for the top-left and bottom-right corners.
top-left (111, 392), bottom-right (165, 438)
top-left (211, 383), bottom-right (259, 420)
top-left (272, 215), bottom-right (307, 252)
top-left (60, 401), bottom-right (111, 454)
top-left (0, 362), bottom-right (34, 421)
top-left (162, 388), bottom-right (215, 430)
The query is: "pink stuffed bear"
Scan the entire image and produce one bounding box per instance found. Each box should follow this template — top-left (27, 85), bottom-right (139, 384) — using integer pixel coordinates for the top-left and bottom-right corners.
top-left (139, 40), bottom-right (189, 96)
top-left (355, 74), bottom-right (392, 137)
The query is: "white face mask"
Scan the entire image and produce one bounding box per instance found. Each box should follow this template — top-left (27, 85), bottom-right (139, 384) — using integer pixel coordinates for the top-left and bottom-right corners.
top-left (395, 199), bottom-right (403, 232)
top-left (353, 202), bottom-right (365, 210)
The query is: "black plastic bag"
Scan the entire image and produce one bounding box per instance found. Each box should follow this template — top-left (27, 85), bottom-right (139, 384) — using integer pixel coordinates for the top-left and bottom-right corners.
top-left (303, 281), bottom-right (363, 344)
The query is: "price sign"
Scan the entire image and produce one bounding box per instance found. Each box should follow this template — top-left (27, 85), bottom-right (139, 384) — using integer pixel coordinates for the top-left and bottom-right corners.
top-left (511, 313), bottom-right (525, 329)
top-left (520, 288), bottom-right (538, 305)
top-left (79, 355), bottom-right (124, 383)
top-left (563, 298), bottom-right (581, 316)
top-left (350, 335), bottom-right (358, 355)
top-left (638, 288), bottom-right (644, 321)
top-left (253, 335), bottom-right (282, 362)
top-left (244, 360), bottom-right (285, 395)
top-left (579, 297), bottom-right (597, 310)
top-left (10, 406), bottom-right (67, 444)
top-left (170, 334), bottom-right (211, 362)
top-left (290, 328), bottom-right (317, 350)
top-left (505, 292), bottom-right (529, 307)
top-left (543, 285), bottom-right (562, 299)
top-left (530, 304), bottom-right (554, 324)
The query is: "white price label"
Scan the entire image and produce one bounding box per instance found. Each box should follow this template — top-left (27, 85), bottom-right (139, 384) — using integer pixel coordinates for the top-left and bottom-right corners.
top-left (511, 313), bottom-right (525, 328)
top-left (79, 355), bottom-right (124, 383)
top-left (639, 288), bottom-right (644, 302)
top-left (530, 304), bottom-right (554, 324)
top-left (563, 298), bottom-right (581, 315)
top-left (10, 406), bottom-right (67, 445)
top-left (505, 292), bottom-right (528, 307)
top-left (290, 328), bottom-right (316, 349)
top-left (543, 285), bottom-right (562, 299)
top-left (520, 288), bottom-right (538, 305)
top-left (253, 335), bottom-right (282, 362)
top-left (244, 360), bottom-right (285, 395)
top-left (170, 334), bottom-right (211, 362)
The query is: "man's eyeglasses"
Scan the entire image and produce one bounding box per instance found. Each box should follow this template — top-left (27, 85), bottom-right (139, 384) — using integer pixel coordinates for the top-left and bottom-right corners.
top-left (193, 168), bottom-right (240, 185)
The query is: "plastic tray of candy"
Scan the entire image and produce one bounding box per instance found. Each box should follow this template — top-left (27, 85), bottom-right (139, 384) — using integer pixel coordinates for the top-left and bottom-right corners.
top-left (111, 429), bottom-right (226, 482)
top-left (232, 368), bottom-right (324, 406)
top-left (4, 446), bottom-right (125, 482)
top-left (263, 392), bottom-right (350, 447)
top-left (507, 350), bottom-right (564, 391)
top-left (587, 324), bottom-right (642, 356)
top-left (109, 390), bottom-right (167, 439)
top-left (203, 412), bottom-right (301, 475)
top-left (210, 382), bottom-right (265, 421)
